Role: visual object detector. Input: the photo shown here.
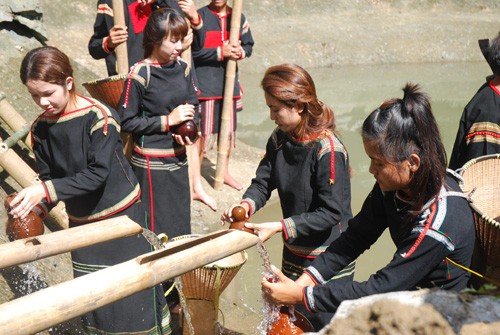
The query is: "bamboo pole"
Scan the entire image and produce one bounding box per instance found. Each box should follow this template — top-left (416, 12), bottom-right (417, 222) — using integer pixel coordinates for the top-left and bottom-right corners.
top-left (213, 0), bottom-right (243, 190)
top-left (0, 136), bottom-right (68, 231)
top-left (0, 216), bottom-right (142, 270)
top-left (0, 229), bottom-right (260, 335)
top-left (0, 92), bottom-right (32, 149)
top-left (111, 0), bottom-right (129, 75)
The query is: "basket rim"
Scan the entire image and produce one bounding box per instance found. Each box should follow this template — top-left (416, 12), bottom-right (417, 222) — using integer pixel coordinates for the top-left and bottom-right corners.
top-left (458, 153), bottom-right (500, 173)
top-left (82, 73), bottom-right (127, 87)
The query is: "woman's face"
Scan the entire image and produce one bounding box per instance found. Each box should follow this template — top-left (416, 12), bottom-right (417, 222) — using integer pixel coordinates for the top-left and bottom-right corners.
top-left (26, 78), bottom-right (72, 116)
top-left (363, 139), bottom-right (415, 194)
top-left (265, 92), bottom-right (303, 134)
top-left (154, 33), bottom-right (183, 63)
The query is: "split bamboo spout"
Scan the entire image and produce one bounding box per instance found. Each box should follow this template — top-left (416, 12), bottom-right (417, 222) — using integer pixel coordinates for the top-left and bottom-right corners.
top-left (0, 216), bottom-right (143, 270)
top-left (0, 229), bottom-right (260, 335)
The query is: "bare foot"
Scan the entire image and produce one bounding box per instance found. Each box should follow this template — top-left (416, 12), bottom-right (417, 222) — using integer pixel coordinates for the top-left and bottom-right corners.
top-left (192, 190), bottom-right (217, 211)
top-left (224, 174), bottom-right (244, 191)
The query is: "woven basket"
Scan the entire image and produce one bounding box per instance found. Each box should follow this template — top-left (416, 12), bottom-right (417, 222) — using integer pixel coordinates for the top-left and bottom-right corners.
top-left (459, 154), bottom-right (500, 266)
top-left (82, 74), bottom-right (127, 110)
top-left (172, 234), bottom-right (247, 301)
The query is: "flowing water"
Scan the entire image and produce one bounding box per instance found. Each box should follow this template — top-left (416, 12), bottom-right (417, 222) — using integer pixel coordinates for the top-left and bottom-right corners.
top-left (222, 61), bottom-right (491, 318)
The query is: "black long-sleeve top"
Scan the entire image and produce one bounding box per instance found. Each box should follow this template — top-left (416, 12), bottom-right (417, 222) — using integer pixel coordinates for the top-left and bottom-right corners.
top-left (119, 59), bottom-right (199, 157)
top-left (449, 80), bottom-right (500, 170)
top-left (303, 175), bottom-right (475, 313)
top-left (31, 97), bottom-right (140, 224)
top-left (242, 129), bottom-right (352, 270)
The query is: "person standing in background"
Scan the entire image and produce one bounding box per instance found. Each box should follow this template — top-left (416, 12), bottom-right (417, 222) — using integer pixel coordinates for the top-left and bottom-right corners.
top-left (449, 31), bottom-right (500, 170)
top-left (88, 0), bottom-right (218, 212)
top-left (191, 0), bottom-right (254, 196)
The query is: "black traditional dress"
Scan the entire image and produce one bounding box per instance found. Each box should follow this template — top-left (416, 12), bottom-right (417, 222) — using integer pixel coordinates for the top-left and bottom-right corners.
top-left (191, 4), bottom-right (254, 136)
top-left (119, 59), bottom-right (198, 239)
top-left (31, 96), bottom-right (170, 334)
top-left (303, 175), bottom-right (475, 314)
top-left (449, 80), bottom-right (500, 170)
top-left (242, 129), bottom-right (353, 330)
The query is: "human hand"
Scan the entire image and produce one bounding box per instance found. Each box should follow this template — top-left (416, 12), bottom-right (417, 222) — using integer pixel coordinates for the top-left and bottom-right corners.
top-left (178, 0), bottom-right (198, 22)
top-left (261, 265), bottom-right (304, 305)
top-left (137, 0), bottom-right (154, 6)
top-left (169, 104), bottom-right (195, 126)
top-left (8, 184), bottom-right (46, 220)
top-left (182, 27), bottom-right (193, 50)
top-left (108, 25), bottom-right (128, 49)
top-left (245, 221), bottom-right (282, 242)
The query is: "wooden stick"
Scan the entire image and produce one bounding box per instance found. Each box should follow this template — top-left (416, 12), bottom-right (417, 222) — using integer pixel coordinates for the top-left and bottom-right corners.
top-left (0, 229), bottom-right (259, 335)
top-left (0, 92), bottom-right (33, 149)
top-left (0, 136), bottom-right (68, 231)
top-left (111, 0), bottom-right (129, 75)
top-left (213, 0), bottom-right (243, 190)
top-left (0, 216), bottom-right (142, 270)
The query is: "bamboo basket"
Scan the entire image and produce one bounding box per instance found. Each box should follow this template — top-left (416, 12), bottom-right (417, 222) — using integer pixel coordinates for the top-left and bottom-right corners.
top-left (82, 74), bottom-right (133, 159)
top-left (82, 74), bottom-right (127, 110)
top-left (172, 234), bottom-right (247, 301)
top-left (459, 154), bottom-right (500, 267)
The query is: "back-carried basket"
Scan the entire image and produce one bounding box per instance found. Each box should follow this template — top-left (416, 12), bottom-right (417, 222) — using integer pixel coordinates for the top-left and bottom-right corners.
top-left (459, 154), bottom-right (500, 267)
top-left (82, 74), bottom-right (127, 110)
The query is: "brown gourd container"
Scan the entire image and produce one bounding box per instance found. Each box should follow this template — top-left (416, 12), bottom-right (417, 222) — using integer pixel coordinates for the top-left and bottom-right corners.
top-left (4, 193), bottom-right (44, 241)
top-left (229, 205), bottom-right (255, 235)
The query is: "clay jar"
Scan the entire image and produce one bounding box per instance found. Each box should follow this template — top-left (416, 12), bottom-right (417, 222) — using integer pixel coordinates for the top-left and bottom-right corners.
top-left (229, 205), bottom-right (255, 235)
top-left (173, 120), bottom-right (199, 142)
top-left (267, 307), bottom-right (314, 335)
top-left (4, 193), bottom-right (44, 242)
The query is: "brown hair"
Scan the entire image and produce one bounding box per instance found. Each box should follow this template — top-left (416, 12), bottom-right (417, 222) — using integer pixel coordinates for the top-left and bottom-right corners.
top-left (143, 8), bottom-right (188, 59)
top-left (261, 63), bottom-right (336, 139)
top-left (362, 83), bottom-right (447, 224)
top-left (20, 46), bottom-right (76, 99)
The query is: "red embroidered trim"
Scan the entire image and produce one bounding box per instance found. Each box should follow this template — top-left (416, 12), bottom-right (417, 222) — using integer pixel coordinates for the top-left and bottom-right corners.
top-left (403, 202), bottom-right (437, 258)
top-left (146, 156), bottom-right (155, 232)
top-left (489, 80), bottom-right (500, 96)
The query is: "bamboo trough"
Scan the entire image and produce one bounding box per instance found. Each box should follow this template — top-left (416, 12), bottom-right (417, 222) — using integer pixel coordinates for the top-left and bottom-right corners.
top-left (0, 215), bottom-right (142, 270)
top-left (0, 229), bottom-right (259, 335)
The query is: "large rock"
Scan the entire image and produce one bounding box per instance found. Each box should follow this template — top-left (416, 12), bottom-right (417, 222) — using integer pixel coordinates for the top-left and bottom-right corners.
top-left (310, 289), bottom-right (500, 335)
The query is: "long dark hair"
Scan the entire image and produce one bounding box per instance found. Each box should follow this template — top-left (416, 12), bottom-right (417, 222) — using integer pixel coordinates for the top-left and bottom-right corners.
top-left (261, 63), bottom-right (335, 139)
top-left (362, 83), bottom-right (447, 219)
top-left (143, 7), bottom-right (188, 59)
top-left (20, 46), bottom-right (76, 99)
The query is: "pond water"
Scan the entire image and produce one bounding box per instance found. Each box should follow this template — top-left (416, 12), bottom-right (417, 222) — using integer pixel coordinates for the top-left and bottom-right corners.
top-left (220, 61), bottom-right (491, 316)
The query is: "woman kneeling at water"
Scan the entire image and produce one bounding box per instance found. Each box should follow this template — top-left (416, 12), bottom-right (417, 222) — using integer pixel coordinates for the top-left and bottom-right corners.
top-left (262, 83), bottom-right (475, 315)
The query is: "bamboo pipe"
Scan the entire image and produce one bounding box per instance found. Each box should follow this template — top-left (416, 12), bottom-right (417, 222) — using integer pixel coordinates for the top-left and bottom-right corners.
top-left (0, 229), bottom-right (260, 335)
top-left (0, 92), bottom-right (33, 149)
top-left (214, 0), bottom-right (243, 190)
top-left (0, 216), bottom-right (142, 270)
top-left (0, 136), bottom-right (68, 231)
top-left (111, 0), bottom-right (129, 75)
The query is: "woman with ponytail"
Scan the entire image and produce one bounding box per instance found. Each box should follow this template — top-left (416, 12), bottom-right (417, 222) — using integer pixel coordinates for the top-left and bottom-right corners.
top-left (221, 63), bottom-right (354, 330)
top-left (262, 83), bottom-right (475, 317)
